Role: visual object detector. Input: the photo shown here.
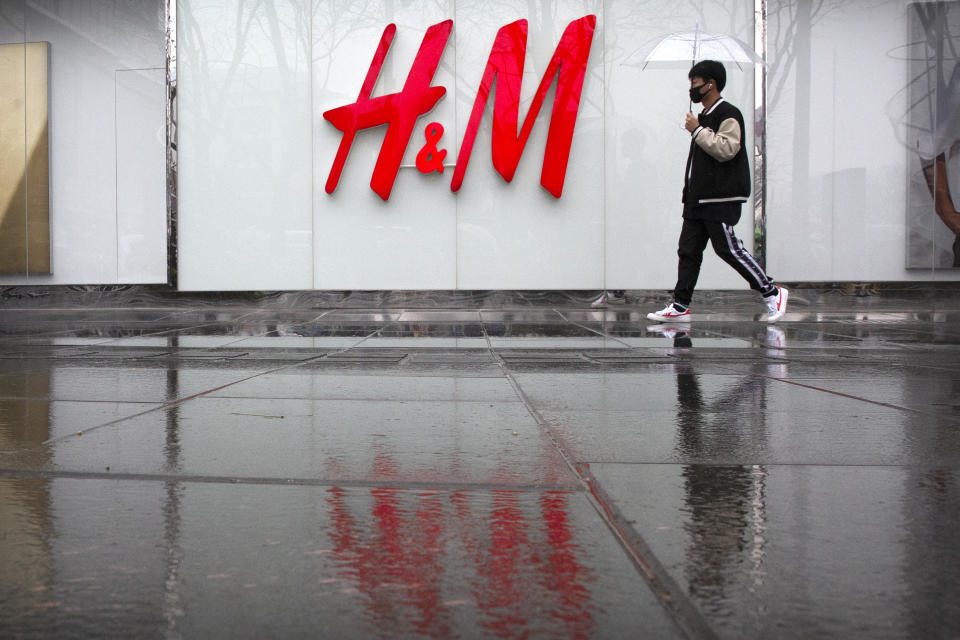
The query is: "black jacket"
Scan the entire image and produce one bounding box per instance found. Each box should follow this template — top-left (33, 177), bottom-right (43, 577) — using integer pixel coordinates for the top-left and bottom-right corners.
top-left (682, 99), bottom-right (751, 206)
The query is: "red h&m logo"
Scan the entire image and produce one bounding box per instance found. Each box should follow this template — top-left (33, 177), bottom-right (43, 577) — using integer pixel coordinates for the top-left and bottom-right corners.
top-left (323, 15), bottom-right (597, 201)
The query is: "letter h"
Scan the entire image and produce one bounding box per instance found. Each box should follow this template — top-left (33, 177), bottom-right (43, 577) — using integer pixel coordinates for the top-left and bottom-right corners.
top-left (323, 21), bottom-right (453, 201)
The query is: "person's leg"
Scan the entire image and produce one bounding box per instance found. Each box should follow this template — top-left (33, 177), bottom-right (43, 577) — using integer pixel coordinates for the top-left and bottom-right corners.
top-left (673, 219), bottom-right (711, 307)
top-left (922, 155), bottom-right (960, 267)
top-left (705, 221), bottom-right (777, 295)
top-left (922, 155), bottom-right (960, 235)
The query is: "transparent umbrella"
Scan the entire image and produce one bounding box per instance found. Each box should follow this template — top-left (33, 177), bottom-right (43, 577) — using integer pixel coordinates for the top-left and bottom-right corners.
top-left (641, 24), bottom-right (762, 70)
top-left (631, 24), bottom-right (763, 111)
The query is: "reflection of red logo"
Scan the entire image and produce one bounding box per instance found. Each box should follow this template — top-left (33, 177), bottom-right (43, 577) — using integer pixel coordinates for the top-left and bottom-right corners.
top-left (326, 483), bottom-right (595, 637)
top-left (323, 16), bottom-right (597, 201)
top-left (320, 450), bottom-right (595, 637)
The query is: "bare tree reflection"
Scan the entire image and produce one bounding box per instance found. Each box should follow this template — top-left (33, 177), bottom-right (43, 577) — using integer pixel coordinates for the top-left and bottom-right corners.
top-left (765, 0), bottom-right (831, 114)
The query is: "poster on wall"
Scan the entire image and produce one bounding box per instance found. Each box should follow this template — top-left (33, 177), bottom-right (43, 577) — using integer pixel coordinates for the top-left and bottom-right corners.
top-left (0, 41), bottom-right (50, 275)
top-left (905, 2), bottom-right (960, 269)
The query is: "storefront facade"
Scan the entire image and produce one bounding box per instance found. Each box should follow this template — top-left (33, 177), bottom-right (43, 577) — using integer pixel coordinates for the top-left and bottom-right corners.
top-left (1, 0), bottom-right (958, 291)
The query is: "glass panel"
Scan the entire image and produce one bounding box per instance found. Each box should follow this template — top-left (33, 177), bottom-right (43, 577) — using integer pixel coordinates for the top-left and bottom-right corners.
top-left (766, 0), bottom-right (959, 282)
top-left (178, 0), bottom-right (313, 291)
top-left (117, 68), bottom-right (167, 283)
top-left (312, 0), bottom-right (457, 289)
top-left (604, 0), bottom-right (757, 291)
top-left (0, 0), bottom-right (166, 285)
top-left (906, 2), bottom-right (960, 271)
top-left (454, 0), bottom-right (604, 289)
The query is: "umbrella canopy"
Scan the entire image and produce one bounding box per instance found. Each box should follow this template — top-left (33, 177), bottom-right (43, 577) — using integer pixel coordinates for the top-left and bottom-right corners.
top-left (642, 28), bottom-right (762, 70)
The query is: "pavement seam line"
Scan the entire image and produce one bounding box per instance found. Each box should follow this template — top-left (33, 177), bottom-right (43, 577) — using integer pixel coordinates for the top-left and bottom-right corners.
top-left (770, 376), bottom-right (953, 418)
top-left (552, 309), bottom-right (634, 348)
top-left (41, 325), bottom-right (388, 444)
top-left (0, 469), bottom-right (578, 492)
top-left (710, 363), bottom-right (959, 420)
top-left (479, 324), bottom-right (719, 640)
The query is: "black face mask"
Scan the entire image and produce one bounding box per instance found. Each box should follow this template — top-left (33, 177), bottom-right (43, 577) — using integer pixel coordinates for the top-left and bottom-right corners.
top-left (689, 83), bottom-right (707, 103)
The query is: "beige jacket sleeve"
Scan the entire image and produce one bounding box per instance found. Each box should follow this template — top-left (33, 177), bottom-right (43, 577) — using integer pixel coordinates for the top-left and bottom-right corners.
top-left (691, 117), bottom-right (742, 162)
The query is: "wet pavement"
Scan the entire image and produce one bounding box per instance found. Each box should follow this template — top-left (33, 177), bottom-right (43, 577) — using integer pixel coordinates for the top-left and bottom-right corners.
top-left (1, 289), bottom-right (959, 638)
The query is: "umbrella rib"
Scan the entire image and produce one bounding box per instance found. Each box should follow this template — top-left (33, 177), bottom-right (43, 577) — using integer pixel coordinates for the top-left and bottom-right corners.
top-left (718, 38), bottom-right (745, 71)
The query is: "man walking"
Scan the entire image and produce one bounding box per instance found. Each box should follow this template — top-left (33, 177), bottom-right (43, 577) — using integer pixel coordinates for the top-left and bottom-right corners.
top-left (647, 60), bottom-right (788, 323)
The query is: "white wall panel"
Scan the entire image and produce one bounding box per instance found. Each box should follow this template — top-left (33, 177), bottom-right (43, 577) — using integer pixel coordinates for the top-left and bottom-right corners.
top-left (313, 0), bottom-right (457, 289)
top-left (453, 0), bottom-right (604, 289)
top-left (178, 0), bottom-right (312, 291)
top-left (0, 0), bottom-right (166, 286)
top-left (117, 68), bottom-right (167, 283)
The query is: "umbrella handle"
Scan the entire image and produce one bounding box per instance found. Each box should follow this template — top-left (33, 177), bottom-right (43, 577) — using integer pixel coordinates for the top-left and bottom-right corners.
top-left (690, 22), bottom-right (696, 114)
top-left (693, 21), bottom-right (699, 65)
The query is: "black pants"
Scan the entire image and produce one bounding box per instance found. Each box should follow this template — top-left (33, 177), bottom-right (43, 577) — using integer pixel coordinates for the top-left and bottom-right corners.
top-left (673, 218), bottom-right (775, 307)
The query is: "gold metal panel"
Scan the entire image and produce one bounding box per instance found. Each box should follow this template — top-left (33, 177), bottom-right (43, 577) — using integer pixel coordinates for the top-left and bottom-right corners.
top-left (0, 42), bottom-right (50, 275)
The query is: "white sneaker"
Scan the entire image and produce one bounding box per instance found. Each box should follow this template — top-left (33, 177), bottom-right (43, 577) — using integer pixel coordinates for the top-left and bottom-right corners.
top-left (765, 326), bottom-right (785, 348)
top-left (647, 324), bottom-right (691, 339)
top-left (764, 287), bottom-right (789, 322)
top-left (591, 291), bottom-right (626, 307)
top-left (646, 303), bottom-right (691, 322)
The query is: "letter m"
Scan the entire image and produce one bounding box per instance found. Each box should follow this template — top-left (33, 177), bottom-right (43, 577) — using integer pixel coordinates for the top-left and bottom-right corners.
top-left (450, 15), bottom-right (596, 198)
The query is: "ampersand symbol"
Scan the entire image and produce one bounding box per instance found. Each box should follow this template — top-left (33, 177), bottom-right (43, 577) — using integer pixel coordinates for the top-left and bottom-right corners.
top-left (416, 122), bottom-right (447, 174)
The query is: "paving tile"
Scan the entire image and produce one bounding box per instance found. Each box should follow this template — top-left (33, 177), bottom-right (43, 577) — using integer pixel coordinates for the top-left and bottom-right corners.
top-left (588, 463), bottom-right (960, 639)
top-left (0, 477), bottom-right (683, 639)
